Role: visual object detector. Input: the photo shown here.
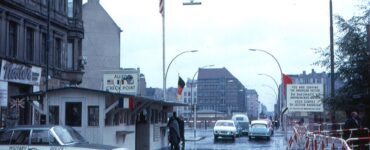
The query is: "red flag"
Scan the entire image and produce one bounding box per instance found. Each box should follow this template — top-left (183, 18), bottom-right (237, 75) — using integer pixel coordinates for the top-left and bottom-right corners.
top-left (283, 74), bottom-right (293, 96)
top-left (177, 76), bottom-right (185, 98)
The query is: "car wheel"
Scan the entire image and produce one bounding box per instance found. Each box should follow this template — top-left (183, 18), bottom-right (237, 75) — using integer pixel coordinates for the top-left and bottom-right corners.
top-left (267, 136), bottom-right (270, 140)
top-left (231, 136), bottom-right (235, 141)
top-left (214, 135), bottom-right (218, 140)
top-left (248, 136), bottom-right (252, 140)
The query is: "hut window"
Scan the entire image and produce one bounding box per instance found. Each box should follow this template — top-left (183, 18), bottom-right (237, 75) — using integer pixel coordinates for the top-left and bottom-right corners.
top-left (49, 106), bottom-right (59, 125)
top-left (65, 102), bottom-right (81, 127)
top-left (88, 106), bottom-right (99, 126)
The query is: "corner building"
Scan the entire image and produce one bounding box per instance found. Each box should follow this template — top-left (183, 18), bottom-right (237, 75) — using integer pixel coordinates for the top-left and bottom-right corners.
top-left (197, 68), bottom-right (246, 116)
top-left (0, 0), bottom-right (84, 127)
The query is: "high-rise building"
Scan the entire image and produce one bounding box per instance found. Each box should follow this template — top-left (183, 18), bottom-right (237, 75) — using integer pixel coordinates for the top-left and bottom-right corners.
top-left (245, 89), bottom-right (259, 120)
top-left (197, 68), bottom-right (246, 116)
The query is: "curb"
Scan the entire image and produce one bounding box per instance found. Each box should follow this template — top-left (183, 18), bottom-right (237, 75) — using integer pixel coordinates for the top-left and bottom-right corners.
top-left (185, 136), bottom-right (206, 141)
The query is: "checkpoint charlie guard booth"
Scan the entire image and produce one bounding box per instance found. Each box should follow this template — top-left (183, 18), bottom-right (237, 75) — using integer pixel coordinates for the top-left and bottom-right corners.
top-left (6, 68), bottom-right (186, 150)
top-left (12, 87), bottom-right (183, 150)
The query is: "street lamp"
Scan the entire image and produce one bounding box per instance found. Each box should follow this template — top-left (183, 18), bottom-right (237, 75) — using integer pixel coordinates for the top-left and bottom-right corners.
top-left (248, 48), bottom-right (284, 129)
top-left (163, 50), bottom-right (198, 101)
top-left (258, 73), bottom-right (279, 92)
top-left (262, 84), bottom-right (278, 100)
top-left (191, 64), bottom-right (214, 138)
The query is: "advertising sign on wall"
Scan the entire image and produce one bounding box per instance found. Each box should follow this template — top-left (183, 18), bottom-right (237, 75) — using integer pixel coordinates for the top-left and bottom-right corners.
top-left (287, 84), bottom-right (324, 112)
top-left (103, 71), bottom-right (139, 95)
top-left (0, 60), bottom-right (42, 85)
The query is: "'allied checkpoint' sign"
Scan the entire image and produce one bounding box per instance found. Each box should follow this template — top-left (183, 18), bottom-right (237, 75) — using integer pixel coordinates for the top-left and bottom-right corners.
top-left (287, 84), bottom-right (324, 112)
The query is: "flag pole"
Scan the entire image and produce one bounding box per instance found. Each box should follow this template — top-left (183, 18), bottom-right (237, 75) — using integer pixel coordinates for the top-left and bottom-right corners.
top-left (161, 0), bottom-right (166, 101)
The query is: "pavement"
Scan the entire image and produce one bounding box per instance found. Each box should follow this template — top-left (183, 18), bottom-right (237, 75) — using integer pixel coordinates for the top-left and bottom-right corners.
top-left (184, 128), bottom-right (207, 141)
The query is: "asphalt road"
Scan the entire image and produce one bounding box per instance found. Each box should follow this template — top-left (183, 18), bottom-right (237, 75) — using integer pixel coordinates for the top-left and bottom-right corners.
top-left (180, 128), bottom-right (289, 150)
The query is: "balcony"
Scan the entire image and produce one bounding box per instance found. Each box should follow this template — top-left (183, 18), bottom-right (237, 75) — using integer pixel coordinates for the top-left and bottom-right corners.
top-left (61, 69), bottom-right (84, 85)
top-left (68, 18), bottom-right (84, 38)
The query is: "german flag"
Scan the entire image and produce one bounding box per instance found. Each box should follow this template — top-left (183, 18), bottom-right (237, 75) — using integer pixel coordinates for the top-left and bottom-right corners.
top-left (177, 76), bottom-right (185, 100)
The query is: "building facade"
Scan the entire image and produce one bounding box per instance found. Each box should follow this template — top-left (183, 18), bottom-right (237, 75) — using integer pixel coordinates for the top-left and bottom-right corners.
top-left (179, 79), bottom-right (196, 120)
top-left (79, 0), bottom-right (121, 90)
top-left (0, 0), bottom-right (84, 127)
top-left (245, 89), bottom-right (260, 120)
top-left (197, 68), bottom-right (246, 116)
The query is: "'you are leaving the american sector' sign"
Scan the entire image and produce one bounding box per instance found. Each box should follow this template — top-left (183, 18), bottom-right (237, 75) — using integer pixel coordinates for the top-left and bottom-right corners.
top-left (287, 84), bottom-right (324, 112)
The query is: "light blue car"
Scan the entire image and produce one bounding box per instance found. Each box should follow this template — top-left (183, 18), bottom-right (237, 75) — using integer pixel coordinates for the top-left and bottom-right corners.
top-left (248, 120), bottom-right (273, 140)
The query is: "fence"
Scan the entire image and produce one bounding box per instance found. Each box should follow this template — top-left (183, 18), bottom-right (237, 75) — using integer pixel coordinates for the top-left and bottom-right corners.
top-left (288, 123), bottom-right (370, 150)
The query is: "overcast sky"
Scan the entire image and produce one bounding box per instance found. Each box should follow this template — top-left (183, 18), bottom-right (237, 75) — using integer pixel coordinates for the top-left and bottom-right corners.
top-left (87, 0), bottom-right (362, 111)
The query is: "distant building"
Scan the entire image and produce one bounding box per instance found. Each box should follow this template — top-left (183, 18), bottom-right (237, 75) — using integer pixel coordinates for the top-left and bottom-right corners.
top-left (80, 0), bottom-right (122, 90)
top-left (245, 89), bottom-right (259, 120)
top-left (179, 79), bottom-right (197, 120)
top-left (197, 68), bottom-right (246, 116)
top-left (145, 87), bottom-right (163, 100)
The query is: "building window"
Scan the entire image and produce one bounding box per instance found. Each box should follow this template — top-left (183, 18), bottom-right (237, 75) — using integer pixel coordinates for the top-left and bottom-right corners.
top-left (40, 33), bottom-right (47, 65)
top-left (55, 38), bottom-right (62, 68)
top-left (67, 41), bottom-right (73, 69)
top-left (88, 106), bottom-right (99, 126)
top-left (8, 21), bottom-right (18, 58)
top-left (65, 102), bottom-right (81, 127)
top-left (26, 27), bottom-right (35, 62)
top-left (67, 0), bottom-right (74, 17)
top-left (49, 106), bottom-right (59, 125)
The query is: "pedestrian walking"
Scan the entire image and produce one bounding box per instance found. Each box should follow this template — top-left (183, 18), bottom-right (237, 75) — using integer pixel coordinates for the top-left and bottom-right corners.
top-left (177, 116), bottom-right (185, 149)
top-left (168, 112), bottom-right (180, 150)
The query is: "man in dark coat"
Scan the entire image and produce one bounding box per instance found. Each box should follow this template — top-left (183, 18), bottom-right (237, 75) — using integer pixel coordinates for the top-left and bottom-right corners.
top-left (177, 116), bottom-right (185, 147)
top-left (168, 112), bottom-right (180, 150)
top-left (344, 111), bottom-right (362, 139)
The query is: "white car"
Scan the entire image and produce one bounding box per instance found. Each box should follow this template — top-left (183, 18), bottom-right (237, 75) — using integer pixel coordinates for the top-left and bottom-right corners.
top-left (248, 120), bottom-right (273, 140)
top-left (213, 120), bottom-right (238, 141)
top-left (0, 125), bottom-right (127, 150)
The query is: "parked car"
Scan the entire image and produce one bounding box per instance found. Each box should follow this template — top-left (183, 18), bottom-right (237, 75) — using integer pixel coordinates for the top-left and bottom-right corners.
top-left (248, 120), bottom-right (273, 140)
top-left (232, 113), bottom-right (250, 135)
top-left (213, 120), bottom-right (238, 141)
top-left (0, 125), bottom-right (127, 150)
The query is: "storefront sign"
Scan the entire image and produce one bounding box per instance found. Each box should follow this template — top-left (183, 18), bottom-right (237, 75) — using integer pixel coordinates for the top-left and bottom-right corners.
top-left (0, 60), bottom-right (41, 85)
top-left (0, 81), bottom-right (7, 107)
top-left (103, 72), bottom-right (139, 95)
top-left (287, 84), bottom-right (324, 112)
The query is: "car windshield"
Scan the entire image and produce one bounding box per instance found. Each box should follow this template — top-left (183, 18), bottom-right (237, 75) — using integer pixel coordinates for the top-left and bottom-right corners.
top-left (215, 122), bottom-right (234, 127)
top-left (52, 126), bottom-right (87, 145)
top-left (252, 124), bottom-right (267, 128)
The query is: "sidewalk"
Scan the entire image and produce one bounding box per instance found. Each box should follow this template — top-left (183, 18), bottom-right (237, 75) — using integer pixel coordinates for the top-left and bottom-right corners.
top-left (184, 128), bottom-right (208, 141)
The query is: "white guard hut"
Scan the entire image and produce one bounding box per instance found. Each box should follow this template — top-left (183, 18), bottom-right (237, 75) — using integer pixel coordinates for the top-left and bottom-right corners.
top-left (32, 87), bottom-right (185, 150)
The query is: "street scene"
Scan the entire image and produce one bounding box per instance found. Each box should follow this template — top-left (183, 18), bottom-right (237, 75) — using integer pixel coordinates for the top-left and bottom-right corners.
top-left (0, 0), bottom-right (369, 150)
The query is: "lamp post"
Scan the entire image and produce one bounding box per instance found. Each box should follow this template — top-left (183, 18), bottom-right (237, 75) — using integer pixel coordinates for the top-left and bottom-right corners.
top-left (191, 64), bottom-right (214, 138)
top-left (163, 50), bottom-right (198, 101)
top-left (262, 84), bottom-right (278, 100)
top-left (258, 73), bottom-right (279, 116)
top-left (248, 48), bottom-right (284, 129)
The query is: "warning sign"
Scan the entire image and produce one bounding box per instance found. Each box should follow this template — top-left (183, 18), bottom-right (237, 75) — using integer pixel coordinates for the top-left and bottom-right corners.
top-left (287, 84), bottom-right (324, 112)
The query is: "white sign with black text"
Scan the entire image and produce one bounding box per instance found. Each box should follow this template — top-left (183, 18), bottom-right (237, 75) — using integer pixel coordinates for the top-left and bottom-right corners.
top-left (103, 73), bottom-right (138, 95)
top-left (287, 84), bottom-right (324, 112)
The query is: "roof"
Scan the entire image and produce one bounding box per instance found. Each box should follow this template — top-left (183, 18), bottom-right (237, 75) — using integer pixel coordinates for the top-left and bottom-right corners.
top-left (251, 120), bottom-right (270, 125)
top-left (198, 68), bottom-right (235, 79)
top-left (13, 87), bottom-right (187, 107)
